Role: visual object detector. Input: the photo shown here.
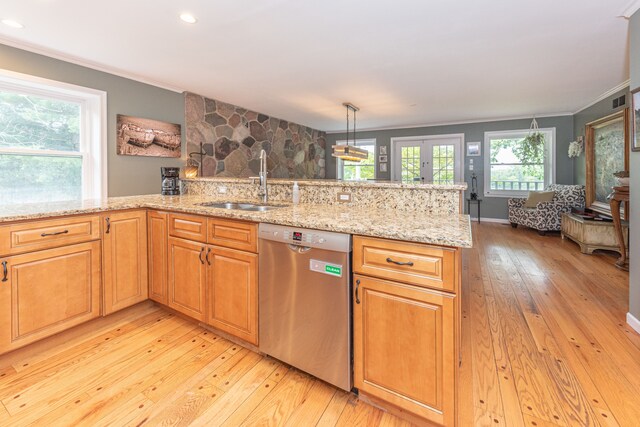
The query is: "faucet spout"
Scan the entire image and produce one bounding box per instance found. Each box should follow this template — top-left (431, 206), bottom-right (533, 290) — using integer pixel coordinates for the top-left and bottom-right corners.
top-left (258, 149), bottom-right (268, 203)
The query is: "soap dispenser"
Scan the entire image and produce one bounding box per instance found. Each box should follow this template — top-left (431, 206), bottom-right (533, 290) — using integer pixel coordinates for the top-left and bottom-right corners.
top-left (292, 181), bottom-right (300, 205)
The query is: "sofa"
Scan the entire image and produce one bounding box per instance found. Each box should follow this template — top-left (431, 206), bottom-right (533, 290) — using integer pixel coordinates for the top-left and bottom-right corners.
top-left (508, 184), bottom-right (586, 235)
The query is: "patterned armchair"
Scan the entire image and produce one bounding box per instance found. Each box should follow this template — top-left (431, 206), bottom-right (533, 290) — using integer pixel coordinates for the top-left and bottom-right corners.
top-left (508, 184), bottom-right (586, 235)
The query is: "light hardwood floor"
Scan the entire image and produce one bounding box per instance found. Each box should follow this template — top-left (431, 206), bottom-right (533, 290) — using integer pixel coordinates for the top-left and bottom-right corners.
top-left (0, 223), bottom-right (637, 426)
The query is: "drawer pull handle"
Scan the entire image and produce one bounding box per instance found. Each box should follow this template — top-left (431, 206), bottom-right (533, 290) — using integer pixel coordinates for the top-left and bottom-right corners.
top-left (1, 261), bottom-right (7, 283)
top-left (355, 279), bottom-right (361, 304)
top-left (105, 218), bottom-right (111, 234)
top-left (40, 230), bottom-right (69, 237)
top-left (206, 248), bottom-right (211, 266)
top-left (199, 247), bottom-right (205, 265)
top-left (386, 257), bottom-right (414, 267)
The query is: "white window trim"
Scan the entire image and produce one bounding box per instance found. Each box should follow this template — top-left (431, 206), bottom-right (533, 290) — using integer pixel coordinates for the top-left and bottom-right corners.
top-left (483, 127), bottom-right (556, 198)
top-left (335, 138), bottom-right (377, 180)
top-left (0, 68), bottom-right (107, 200)
top-left (389, 133), bottom-right (464, 183)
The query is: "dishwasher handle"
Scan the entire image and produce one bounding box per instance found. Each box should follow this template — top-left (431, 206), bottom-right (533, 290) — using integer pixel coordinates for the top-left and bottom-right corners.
top-left (288, 244), bottom-right (312, 253)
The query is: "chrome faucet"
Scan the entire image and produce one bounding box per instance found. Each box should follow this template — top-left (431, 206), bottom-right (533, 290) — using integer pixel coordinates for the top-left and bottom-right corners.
top-left (253, 149), bottom-right (268, 203)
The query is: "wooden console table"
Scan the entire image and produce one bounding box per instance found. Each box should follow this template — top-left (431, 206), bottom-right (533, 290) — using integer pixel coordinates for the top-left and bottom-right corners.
top-left (609, 186), bottom-right (630, 271)
top-left (561, 212), bottom-right (628, 256)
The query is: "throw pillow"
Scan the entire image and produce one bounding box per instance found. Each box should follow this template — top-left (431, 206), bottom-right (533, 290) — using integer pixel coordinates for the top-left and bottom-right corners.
top-left (524, 191), bottom-right (555, 208)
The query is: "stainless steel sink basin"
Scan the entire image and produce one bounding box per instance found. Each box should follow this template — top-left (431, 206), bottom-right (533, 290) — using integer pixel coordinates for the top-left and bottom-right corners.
top-left (200, 202), bottom-right (284, 212)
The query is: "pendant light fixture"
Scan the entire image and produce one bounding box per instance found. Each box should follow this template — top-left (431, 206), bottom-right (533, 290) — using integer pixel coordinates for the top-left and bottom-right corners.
top-left (332, 102), bottom-right (368, 162)
top-left (183, 142), bottom-right (206, 178)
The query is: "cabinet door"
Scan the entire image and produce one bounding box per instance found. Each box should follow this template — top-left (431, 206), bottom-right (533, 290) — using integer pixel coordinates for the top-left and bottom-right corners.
top-left (0, 242), bottom-right (101, 354)
top-left (168, 237), bottom-right (207, 321)
top-left (148, 211), bottom-right (168, 304)
top-left (102, 210), bottom-right (149, 315)
top-left (353, 274), bottom-right (456, 426)
top-left (206, 246), bottom-right (258, 345)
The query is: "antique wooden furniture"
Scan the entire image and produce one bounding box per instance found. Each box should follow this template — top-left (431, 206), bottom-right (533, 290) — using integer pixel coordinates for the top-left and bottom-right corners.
top-left (561, 212), bottom-right (628, 255)
top-left (609, 186), bottom-right (630, 270)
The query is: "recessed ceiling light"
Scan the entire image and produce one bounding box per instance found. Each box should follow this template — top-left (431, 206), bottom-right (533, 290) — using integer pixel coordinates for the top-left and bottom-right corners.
top-left (180, 13), bottom-right (197, 24)
top-left (1, 19), bottom-right (24, 29)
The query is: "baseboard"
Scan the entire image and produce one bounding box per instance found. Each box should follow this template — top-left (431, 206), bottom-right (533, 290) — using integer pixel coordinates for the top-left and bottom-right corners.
top-left (470, 217), bottom-right (510, 224)
top-left (627, 312), bottom-right (640, 334)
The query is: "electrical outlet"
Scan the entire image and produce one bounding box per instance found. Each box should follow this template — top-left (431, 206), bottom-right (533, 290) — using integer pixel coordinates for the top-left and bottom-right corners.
top-left (337, 192), bottom-right (352, 203)
top-left (218, 186), bottom-right (227, 194)
top-left (469, 165), bottom-right (474, 171)
top-left (469, 159), bottom-right (474, 164)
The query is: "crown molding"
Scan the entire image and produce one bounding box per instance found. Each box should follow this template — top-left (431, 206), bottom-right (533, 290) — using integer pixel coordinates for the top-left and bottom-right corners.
top-left (621, 0), bottom-right (640, 18)
top-left (573, 80), bottom-right (630, 114)
top-left (324, 112), bottom-right (574, 134)
top-left (0, 36), bottom-right (185, 93)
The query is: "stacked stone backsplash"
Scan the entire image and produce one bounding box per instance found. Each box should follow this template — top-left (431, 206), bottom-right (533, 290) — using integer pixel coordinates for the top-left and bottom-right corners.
top-left (181, 179), bottom-right (464, 214)
top-left (185, 92), bottom-right (326, 179)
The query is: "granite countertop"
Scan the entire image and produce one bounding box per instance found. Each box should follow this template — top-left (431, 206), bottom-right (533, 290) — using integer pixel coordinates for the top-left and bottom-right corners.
top-left (182, 177), bottom-right (468, 191)
top-left (0, 195), bottom-right (473, 248)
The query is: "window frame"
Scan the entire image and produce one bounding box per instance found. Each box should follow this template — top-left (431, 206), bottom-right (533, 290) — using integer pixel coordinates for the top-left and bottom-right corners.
top-left (483, 128), bottom-right (556, 198)
top-left (0, 68), bottom-right (107, 201)
top-left (335, 138), bottom-right (377, 180)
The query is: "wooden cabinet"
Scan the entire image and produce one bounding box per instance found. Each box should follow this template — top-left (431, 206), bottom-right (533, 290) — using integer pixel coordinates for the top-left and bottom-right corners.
top-left (102, 211), bottom-right (148, 315)
top-left (353, 235), bottom-right (460, 426)
top-left (353, 274), bottom-right (456, 426)
top-left (206, 246), bottom-right (258, 345)
top-left (167, 237), bottom-right (207, 321)
top-left (0, 215), bottom-right (100, 256)
top-left (169, 213), bottom-right (207, 243)
top-left (207, 217), bottom-right (258, 253)
top-left (0, 241), bottom-right (101, 354)
top-left (148, 210), bottom-right (168, 304)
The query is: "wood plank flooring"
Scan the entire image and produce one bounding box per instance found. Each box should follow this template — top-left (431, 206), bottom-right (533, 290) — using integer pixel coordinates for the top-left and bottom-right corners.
top-left (0, 222), bottom-right (637, 426)
top-left (459, 223), bottom-right (638, 427)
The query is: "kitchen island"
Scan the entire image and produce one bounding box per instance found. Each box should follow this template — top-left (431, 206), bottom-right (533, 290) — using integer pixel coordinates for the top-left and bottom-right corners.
top-left (0, 180), bottom-right (471, 426)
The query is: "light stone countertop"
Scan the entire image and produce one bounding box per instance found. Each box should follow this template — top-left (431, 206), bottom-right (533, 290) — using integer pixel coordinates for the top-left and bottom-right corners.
top-left (182, 177), bottom-right (468, 191)
top-left (0, 195), bottom-right (472, 248)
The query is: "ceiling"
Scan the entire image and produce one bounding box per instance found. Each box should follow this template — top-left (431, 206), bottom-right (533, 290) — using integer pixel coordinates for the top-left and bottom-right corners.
top-left (0, 0), bottom-right (635, 131)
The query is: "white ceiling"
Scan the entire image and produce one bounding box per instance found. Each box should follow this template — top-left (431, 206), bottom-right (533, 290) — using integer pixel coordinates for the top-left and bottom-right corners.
top-left (0, 0), bottom-right (635, 131)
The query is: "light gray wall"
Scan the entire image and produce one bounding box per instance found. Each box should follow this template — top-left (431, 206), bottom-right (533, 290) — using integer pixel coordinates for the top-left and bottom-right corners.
top-left (326, 116), bottom-right (574, 220)
top-left (629, 11), bottom-right (640, 322)
top-left (573, 87), bottom-right (629, 185)
top-left (0, 43), bottom-right (185, 197)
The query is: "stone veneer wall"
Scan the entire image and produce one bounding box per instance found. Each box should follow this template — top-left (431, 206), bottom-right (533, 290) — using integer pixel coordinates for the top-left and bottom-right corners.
top-left (182, 179), bottom-right (463, 214)
top-left (185, 92), bottom-right (326, 178)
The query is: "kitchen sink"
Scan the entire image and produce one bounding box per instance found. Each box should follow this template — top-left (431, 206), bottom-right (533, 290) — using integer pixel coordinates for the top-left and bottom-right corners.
top-left (200, 202), bottom-right (285, 212)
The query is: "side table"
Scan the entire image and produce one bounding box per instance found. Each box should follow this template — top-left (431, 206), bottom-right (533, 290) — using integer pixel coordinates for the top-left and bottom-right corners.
top-left (609, 186), bottom-right (630, 271)
top-left (466, 198), bottom-right (482, 223)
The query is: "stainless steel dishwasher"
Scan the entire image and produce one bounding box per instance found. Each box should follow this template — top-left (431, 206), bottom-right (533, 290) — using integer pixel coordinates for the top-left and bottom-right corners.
top-left (258, 223), bottom-right (352, 391)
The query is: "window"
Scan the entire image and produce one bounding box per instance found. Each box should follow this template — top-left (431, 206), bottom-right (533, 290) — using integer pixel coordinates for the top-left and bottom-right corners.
top-left (483, 128), bottom-right (555, 197)
top-left (335, 139), bottom-right (376, 180)
top-left (0, 70), bottom-right (106, 204)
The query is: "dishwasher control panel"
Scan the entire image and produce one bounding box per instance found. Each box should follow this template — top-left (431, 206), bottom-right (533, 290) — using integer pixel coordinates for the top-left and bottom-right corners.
top-left (258, 223), bottom-right (351, 252)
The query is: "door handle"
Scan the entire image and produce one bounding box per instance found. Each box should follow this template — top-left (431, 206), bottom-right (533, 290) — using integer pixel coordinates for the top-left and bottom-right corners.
top-left (355, 279), bottom-right (360, 304)
top-left (1, 261), bottom-right (7, 282)
top-left (105, 217), bottom-right (111, 234)
top-left (41, 230), bottom-right (69, 237)
top-left (206, 248), bottom-right (211, 266)
top-left (386, 257), bottom-right (414, 267)
top-left (199, 247), bottom-right (205, 265)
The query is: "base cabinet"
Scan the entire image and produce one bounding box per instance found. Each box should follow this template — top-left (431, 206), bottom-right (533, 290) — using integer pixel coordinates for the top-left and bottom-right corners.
top-left (0, 241), bottom-right (102, 354)
top-left (102, 211), bottom-right (148, 315)
top-left (206, 246), bottom-right (258, 345)
top-left (168, 237), bottom-right (207, 321)
top-left (353, 274), bottom-right (456, 426)
top-left (148, 211), bottom-right (168, 304)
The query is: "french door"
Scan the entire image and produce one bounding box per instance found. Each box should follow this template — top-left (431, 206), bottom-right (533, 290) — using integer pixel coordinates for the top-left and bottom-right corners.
top-left (392, 136), bottom-right (462, 184)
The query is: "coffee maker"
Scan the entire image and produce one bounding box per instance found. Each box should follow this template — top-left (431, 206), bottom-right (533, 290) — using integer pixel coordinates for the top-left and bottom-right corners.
top-left (161, 167), bottom-right (180, 196)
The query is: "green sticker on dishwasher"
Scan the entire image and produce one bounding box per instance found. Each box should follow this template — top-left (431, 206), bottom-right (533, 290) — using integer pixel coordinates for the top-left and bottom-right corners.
top-left (325, 265), bottom-right (342, 276)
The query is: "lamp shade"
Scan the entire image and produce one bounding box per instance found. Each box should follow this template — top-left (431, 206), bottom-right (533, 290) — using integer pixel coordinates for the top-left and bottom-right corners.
top-left (331, 144), bottom-right (368, 161)
top-left (184, 165), bottom-right (199, 178)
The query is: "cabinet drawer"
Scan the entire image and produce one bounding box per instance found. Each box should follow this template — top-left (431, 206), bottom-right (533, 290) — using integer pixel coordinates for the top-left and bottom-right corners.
top-left (353, 236), bottom-right (456, 293)
top-left (168, 213), bottom-right (207, 243)
top-left (207, 218), bottom-right (257, 252)
top-left (0, 215), bottom-right (101, 256)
